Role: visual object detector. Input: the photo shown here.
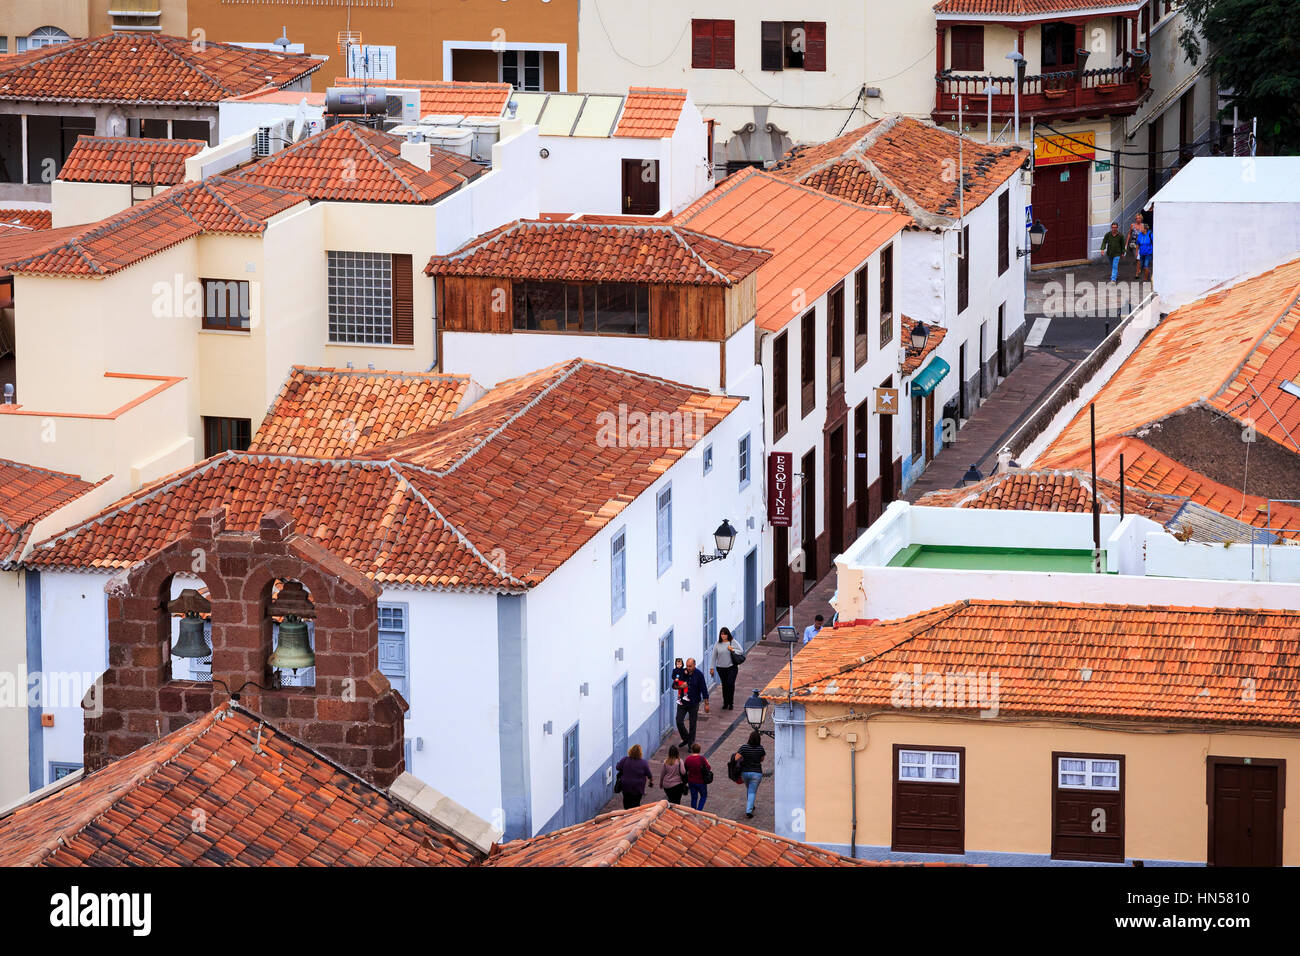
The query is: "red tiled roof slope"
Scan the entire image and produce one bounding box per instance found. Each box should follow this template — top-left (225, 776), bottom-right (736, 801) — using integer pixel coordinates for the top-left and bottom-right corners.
top-left (917, 467), bottom-right (1184, 525)
top-left (231, 121), bottom-right (482, 204)
top-left (0, 705), bottom-right (477, 866)
top-left (674, 168), bottom-right (909, 331)
top-left (0, 33), bottom-right (322, 105)
top-left (483, 802), bottom-right (918, 866)
top-left (59, 136), bottom-right (205, 185)
top-left (770, 115), bottom-right (1028, 223)
top-left (0, 208), bottom-right (52, 230)
top-left (425, 220), bottom-right (770, 285)
top-left (764, 600), bottom-right (1300, 727)
top-left (614, 87), bottom-right (687, 138)
top-left (935, 0), bottom-right (1139, 14)
top-left (250, 367), bottom-right (472, 458)
top-left (0, 459), bottom-right (100, 565)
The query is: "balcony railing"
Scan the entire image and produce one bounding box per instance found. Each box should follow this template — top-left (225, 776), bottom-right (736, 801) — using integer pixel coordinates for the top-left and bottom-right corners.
top-left (801, 379), bottom-right (816, 419)
top-left (934, 64), bottom-right (1150, 120)
top-left (829, 354), bottom-right (843, 392)
top-left (774, 403), bottom-right (788, 440)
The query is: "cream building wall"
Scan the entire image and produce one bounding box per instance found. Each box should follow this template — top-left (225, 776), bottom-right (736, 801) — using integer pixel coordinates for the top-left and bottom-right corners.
top-left (788, 708), bottom-right (1300, 865)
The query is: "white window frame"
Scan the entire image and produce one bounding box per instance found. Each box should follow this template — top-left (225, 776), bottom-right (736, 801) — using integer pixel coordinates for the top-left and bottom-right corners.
top-left (611, 528), bottom-right (627, 623)
top-left (898, 749), bottom-right (961, 783)
top-left (656, 484), bottom-right (672, 576)
top-left (1057, 756), bottom-right (1120, 791)
top-left (738, 433), bottom-right (751, 490)
top-left (443, 41), bottom-right (569, 92)
top-left (500, 49), bottom-right (543, 92)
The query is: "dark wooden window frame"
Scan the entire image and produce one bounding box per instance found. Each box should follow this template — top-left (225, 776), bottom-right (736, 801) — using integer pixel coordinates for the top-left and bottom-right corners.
top-left (691, 19), bottom-right (735, 70)
top-left (200, 277), bottom-right (251, 332)
top-left (1205, 756), bottom-right (1286, 867)
top-left (827, 280), bottom-right (845, 394)
top-left (950, 25), bottom-right (984, 71)
top-left (878, 244), bottom-right (893, 349)
top-left (853, 263), bottom-right (869, 369)
top-left (1051, 751), bottom-right (1125, 863)
top-left (510, 280), bottom-right (650, 336)
top-left (202, 416), bottom-right (251, 457)
top-left (761, 21), bottom-right (826, 72)
top-left (773, 329), bottom-right (789, 440)
top-left (957, 225), bottom-right (970, 314)
top-left (891, 744), bottom-right (966, 854)
top-left (997, 191), bottom-right (1010, 276)
top-left (800, 308), bottom-right (816, 419)
top-left (1040, 22), bottom-right (1077, 69)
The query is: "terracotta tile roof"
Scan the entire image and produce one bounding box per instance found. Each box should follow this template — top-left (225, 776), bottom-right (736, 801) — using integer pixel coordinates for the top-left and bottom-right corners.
top-left (59, 136), bottom-right (205, 185)
top-left (1044, 258), bottom-right (1300, 467)
top-left (769, 115), bottom-right (1028, 225)
top-left (483, 802), bottom-right (914, 866)
top-left (230, 121), bottom-right (482, 204)
top-left (27, 361), bottom-right (741, 590)
top-left (0, 225), bottom-right (88, 278)
top-left (764, 600), bottom-right (1300, 728)
top-left (0, 704), bottom-right (477, 866)
top-left (333, 77), bottom-right (511, 117)
top-left (0, 208), bottom-right (51, 230)
top-left (934, 0), bottom-right (1139, 15)
top-left (614, 87), bottom-right (687, 138)
top-left (674, 168), bottom-right (909, 331)
top-left (0, 33), bottom-right (323, 105)
top-left (0, 459), bottom-right (101, 566)
top-left (900, 316), bottom-right (948, 375)
top-left (917, 466), bottom-right (1182, 520)
top-left (250, 367), bottom-right (473, 458)
top-left (0, 176), bottom-right (306, 277)
top-left (1095, 438), bottom-right (1300, 539)
top-left (425, 219), bottom-right (770, 286)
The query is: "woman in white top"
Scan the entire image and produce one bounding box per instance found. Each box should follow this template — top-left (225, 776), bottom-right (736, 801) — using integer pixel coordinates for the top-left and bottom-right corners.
top-left (709, 627), bottom-right (743, 711)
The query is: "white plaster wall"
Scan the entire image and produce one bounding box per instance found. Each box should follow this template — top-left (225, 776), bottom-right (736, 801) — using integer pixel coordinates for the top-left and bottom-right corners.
top-left (37, 570), bottom-right (111, 776)
top-left (534, 135), bottom-right (671, 215)
top-left (50, 180), bottom-right (139, 228)
top-left (1146, 534), bottom-right (1300, 584)
top-left (217, 99), bottom-right (325, 145)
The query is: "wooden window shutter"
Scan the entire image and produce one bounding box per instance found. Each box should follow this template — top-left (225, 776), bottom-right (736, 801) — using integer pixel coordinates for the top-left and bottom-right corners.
top-left (761, 21), bottom-right (784, 71)
top-left (391, 253), bottom-right (414, 345)
top-left (714, 20), bottom-right (735, 69)
top-left (691, 20), bottom-right (713, 69)
top-left (804, 22), bottom-right (827, 72)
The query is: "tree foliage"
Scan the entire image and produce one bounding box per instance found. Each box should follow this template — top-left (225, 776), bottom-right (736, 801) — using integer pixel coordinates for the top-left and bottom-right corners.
top-left (1179, 0), bottom-right (1300, 153)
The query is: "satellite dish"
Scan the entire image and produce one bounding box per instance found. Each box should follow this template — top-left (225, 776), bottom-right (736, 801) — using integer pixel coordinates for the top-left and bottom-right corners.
top-left (291, 97), bottom-right (309, 142)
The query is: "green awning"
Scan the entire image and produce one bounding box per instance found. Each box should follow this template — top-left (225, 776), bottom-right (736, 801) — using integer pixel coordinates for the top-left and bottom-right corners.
top-left (910, 357), bottom-right (950, 397)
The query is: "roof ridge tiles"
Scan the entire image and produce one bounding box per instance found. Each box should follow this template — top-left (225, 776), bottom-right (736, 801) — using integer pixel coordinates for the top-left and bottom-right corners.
top-left (148, 33), bottom-right (237, 97)
top-left (344, 123), bottom-right (427, 204)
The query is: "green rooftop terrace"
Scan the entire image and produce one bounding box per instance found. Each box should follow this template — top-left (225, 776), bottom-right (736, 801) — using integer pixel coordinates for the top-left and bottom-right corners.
top-left (886, 544), bottom-right (1108, 574)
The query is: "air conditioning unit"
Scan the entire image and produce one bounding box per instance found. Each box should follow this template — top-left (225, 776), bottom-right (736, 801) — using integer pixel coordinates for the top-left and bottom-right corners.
top-left (255, 126), bottom-right (271, 157)
top-left (254, 119), bottom-right (289, 158)
top-left (790, 550), bottom-right (806, 573)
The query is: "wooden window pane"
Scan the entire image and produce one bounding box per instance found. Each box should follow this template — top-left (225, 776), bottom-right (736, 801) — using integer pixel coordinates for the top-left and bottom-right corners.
top-left (761, 21), bottom-right (784, 71)
top-left (804, 21), bottom-right (827, 72)
top-left (714, 20), bottom-right (735, 70)
top-left (998, 191), bottom-right (1009, 276)
top-left (691, 19), bottom-right (713, 69)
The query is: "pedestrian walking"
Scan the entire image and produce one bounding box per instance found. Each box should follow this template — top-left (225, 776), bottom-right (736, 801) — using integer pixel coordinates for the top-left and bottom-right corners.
top-left (1132, 221), bottom-right (1153, 282)
top-left (660, 745), bottom-right (686, 805)
top-left (1126, 212), bottom-right (1146, 279)
top-left (802, 614), bottom-right (824, 645)
top-left (1100, 221), bottom-right (1125, 282)
top-left (736, 731), bottom-right (766, 819)
top-left (674, 657), bottom-right (710, 747)
top-left (684, 743), bottom-right (712, 811)
top-left (709, 627), bottom-right (744, 711)
top-left (614, 744), bottom-right (653, 810)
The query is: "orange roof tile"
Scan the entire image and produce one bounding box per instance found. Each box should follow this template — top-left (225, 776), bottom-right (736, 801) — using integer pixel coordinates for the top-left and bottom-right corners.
top-left (230, 121), bottom-right (482, 204)
top-left (935, 0), bottom-right (1140, 14)
top-left (0, 33), bottom-right (322, 105)
top-left (0, 459), bottom-right (101, 566)
top-left (59, 136), bottom-right (205, 185)
top-left (250, 367), bottom-right (472, 458)
top-left (614, 87), bottom-right (688, 138)
top-left (334, 77), bottom-right (512, 117)
top-left (1044, 258), bottom-right (1300, 468)
top-left (770, 115), bottom-right (1028, 225)
top-left (764, 600), bottom-right (1300, 727)
top-left (674, 169), bottom-right (909, 331)
top-left (900, 316), bottom-right (948, 375)
top-left (27, 361), bottom-right (741, 589)
top-left (917, 467), bottom-right (1185, 524)
top-left (425, 219), bottom-right (769, 285)
top-left (483, 802), bottom-right (924, 866)
top-left (0, 208), bottom-right (51, 230)
top-left (0, 224), bottom-right (87, 278)
top-left (0, 705), bottom-right (477, 866)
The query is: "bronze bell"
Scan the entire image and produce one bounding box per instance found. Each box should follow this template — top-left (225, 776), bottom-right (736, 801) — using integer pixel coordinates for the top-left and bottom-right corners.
top-left (172, 611), bottom-right (212, 660)
top-left (268, 614), bottom-right (314, 672)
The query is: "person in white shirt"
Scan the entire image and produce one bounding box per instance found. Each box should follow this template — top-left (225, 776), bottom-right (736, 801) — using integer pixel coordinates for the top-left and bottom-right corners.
top-left (802, 614), bottom-right (825, 645)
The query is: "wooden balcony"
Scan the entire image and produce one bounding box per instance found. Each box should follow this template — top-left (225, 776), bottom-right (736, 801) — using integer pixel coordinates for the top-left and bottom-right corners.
top-left (933, 64), bottom-right (1150, 123)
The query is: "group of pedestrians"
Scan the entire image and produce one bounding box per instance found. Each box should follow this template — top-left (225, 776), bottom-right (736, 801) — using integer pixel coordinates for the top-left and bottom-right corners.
top-left (612, 626), bottom-right (767, 818)
top-left (1100, 212), bottom-right (1154, 282)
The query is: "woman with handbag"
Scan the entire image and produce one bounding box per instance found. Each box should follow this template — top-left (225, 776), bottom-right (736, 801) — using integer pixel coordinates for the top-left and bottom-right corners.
top-left (614, 744), bottom-right (653, 810)
top-left (709, 626), bottom-right (744, 711)
top-left (660, 745), bottom-right (686, 805)
top-left (683, 743), bottom-right (713, 811)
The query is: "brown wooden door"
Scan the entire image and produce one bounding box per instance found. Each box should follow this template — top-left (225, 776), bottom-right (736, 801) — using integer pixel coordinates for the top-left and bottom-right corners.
top-left (1052, 753), bottom-right (1124, 862)
top-left (622, 159), bottom-right (660, 215)
top-left (1032, 161), bottom-right (1089, 265)
top-left (924, 392), bottom-right (936, 463)
top-left (893, 746), bottom-right (965, 854)
top-left (828, 425), bottom-right (846, 557)
top-left (801, 449), bottom-right (817, 585)
top-left (1210, 759), bottom-right (1283, 866)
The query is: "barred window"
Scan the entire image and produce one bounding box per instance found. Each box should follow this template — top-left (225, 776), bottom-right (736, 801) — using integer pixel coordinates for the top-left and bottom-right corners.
top-left (328, 251), bottom-right (393, 344)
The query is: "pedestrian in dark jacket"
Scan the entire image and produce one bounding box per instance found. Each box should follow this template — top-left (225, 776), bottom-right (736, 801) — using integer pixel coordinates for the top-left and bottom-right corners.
top-left (615, 744), bottom-right (653, 810)
top-left (709, 627), bottom-right (743, 710)
top-left (737, 731), bottom-right (766, 819)
top-left (683, 743), bottom-right (711, 811)
top-left (660, 745), bottom-right (686, 805)
top-left (1100, 222), bottom-right (1125, 282)
top-left (674, 658), bottom-right (710, 746)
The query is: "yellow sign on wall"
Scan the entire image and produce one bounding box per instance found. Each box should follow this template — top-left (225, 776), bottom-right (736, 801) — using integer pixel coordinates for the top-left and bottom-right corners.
top-left (1035, 130), bottom-right (1095, 167)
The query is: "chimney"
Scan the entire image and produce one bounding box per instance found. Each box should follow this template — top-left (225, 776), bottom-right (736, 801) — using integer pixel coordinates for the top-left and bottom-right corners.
top-left (87, 508), bottom-right (407, 787)
top-left (400, 131), bottom-right (431, 171)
